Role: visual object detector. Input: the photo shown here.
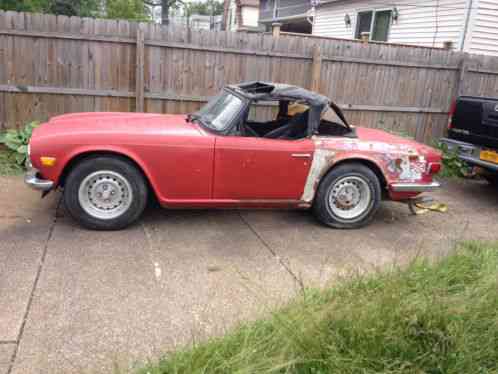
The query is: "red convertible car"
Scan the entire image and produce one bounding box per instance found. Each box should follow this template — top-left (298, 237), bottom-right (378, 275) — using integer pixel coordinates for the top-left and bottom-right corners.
top-left (25, 82), bottom-right (441, 230)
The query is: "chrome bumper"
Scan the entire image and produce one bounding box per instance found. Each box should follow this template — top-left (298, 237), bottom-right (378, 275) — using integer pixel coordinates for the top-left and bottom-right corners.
top-left (390, 181), bottom-right (441, 193)
top-left (25, 167), bottom-right (54, 192)
top-left (440, 138), bottom-right (498, 172)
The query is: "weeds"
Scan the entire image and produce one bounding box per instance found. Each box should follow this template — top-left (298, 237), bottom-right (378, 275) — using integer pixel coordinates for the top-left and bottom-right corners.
top-left (435, 142), bottom-right (471, 178)
top-left (140, 241), bottom-right (498, 374)
top-left (0, 147), bottom-right (23, 175)
top-left (0, 121), bottom-right (39, 168)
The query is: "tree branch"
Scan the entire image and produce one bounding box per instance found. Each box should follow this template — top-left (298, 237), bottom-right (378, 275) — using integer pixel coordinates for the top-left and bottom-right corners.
top-left (143, 0), bottom-right (162, 6)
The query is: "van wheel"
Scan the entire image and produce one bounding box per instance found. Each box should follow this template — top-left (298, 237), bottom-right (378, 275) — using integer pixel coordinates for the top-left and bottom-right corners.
top-left (64, 156), bottom-right (148, 230)
top-left (313, 163), bottom-right (381, 229)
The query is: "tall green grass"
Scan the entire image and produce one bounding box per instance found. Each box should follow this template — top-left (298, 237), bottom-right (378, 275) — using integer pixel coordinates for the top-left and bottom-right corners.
top-left (140, 242), bottom-right (498, 374)
top-left (0, 147), bottom-right (23, 175)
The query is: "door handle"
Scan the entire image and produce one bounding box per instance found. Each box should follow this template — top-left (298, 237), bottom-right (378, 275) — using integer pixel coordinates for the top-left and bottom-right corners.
top-left (291, 153), bottom-right (312, 159)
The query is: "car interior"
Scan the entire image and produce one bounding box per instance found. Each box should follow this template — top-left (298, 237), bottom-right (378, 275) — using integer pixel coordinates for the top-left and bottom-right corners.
top-left (241, 99), bottom-right (353, 140)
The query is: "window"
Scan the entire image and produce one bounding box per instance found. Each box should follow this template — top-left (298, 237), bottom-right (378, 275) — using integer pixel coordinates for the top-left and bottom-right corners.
top-left (355, 9), bottom-right (392, 42)
top-left (243, 100), bottom-right (310, 140)
top-left (196, 91), bottom-right (244, 132)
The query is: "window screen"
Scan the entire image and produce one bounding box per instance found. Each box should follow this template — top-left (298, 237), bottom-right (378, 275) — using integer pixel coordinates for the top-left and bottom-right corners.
top-left (355, 11), bottom-right (373, 39)
top-left (372, 10), bottom-right (391, 42)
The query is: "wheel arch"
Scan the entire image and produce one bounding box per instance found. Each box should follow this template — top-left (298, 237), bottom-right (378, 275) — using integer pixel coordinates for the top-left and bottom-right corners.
top-left (328, 157), bottom-right (387, 190)
top-left (306, 156), bottom-right (388, 205)
top-left (58, 149), bottom-right (159, 201)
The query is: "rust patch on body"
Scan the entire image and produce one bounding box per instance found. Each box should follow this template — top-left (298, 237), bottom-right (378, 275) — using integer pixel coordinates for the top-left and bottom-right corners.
top-left (301, 139), bottom-right (336, 203)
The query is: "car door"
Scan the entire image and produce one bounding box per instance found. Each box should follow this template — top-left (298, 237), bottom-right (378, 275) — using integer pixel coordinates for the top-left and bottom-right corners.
top-left (213, 136), bottom-right (314, 200)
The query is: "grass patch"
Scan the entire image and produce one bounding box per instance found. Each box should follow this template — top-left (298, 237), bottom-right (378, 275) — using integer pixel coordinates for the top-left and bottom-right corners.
top-left (0, 148), bottom-right (23, 175)
top-left (140, 242), bottom-right (498, 374)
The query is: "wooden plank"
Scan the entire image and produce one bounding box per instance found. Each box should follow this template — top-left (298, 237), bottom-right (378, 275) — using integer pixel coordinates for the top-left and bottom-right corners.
top-left (135, 24), bottom-right (145, 112)
top-left (0, 29), bottom-right (463, 71)
top-left (0, 84), bottom-right (449, 114)
top-left (0, 29), bottom-right (135, 44)
top-left (321, 55), bottom-right (458, 71)
top-left (0, 84), bottom-right (135, 98)
top-left (454, 53), bottom-right (469, 97)
top-left (310, 44), bottom-right (322, 93)
top-left (467, 68), bottom-right (498, 76)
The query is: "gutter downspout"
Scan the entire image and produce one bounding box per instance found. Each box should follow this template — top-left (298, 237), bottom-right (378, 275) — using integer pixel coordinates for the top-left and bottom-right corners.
top-left (460, 0), bottom-right (473, 51)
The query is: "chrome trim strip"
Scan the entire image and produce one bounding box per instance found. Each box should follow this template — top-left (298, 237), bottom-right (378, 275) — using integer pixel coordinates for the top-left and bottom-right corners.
top-left (390, 181), bottom-right (441, 192)
top-left (24, 168), bottom-right (54, 192)
top-left (460, 155), bottom-right (498, 171)
top-left (291, 153), bottom-right (312, 158)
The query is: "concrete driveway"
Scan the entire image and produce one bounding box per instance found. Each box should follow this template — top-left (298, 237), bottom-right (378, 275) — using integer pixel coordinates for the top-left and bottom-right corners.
top-left (1, 175), bottom-right (497, 374)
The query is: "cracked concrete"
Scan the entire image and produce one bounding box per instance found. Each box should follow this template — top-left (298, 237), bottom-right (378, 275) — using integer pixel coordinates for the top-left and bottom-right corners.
top-left (1, 175), bottom-right (498, 373)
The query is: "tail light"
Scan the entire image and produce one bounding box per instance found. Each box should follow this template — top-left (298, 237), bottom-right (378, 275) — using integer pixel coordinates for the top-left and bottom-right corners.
top-left (427, 162), bottom-right (442, 175)
top-left (447, 99), bottom-right (456, 130)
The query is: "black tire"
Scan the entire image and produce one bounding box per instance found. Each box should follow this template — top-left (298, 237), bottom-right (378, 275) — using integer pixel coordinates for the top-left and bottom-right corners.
top-left (64, 156), bottom-right (148, 230)
top-left (313, 163), bottom-right (382, 229)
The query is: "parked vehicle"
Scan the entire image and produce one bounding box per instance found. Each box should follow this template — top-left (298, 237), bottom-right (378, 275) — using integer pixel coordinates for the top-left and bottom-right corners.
top-left (441, 96), bottom-right (498, 184)
top-left (25, 82), bottom-right (442, 230)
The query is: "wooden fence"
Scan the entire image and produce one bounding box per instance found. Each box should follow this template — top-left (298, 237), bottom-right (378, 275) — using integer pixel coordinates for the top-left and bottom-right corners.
top-left (1, 11), bottom-right (498, 144)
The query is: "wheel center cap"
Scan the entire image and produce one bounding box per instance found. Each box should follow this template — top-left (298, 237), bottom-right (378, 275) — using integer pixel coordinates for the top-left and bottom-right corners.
top-left (336, 186), bottom-right (359, 208)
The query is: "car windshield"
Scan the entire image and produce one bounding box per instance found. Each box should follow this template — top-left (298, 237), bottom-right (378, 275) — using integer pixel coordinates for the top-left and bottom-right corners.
top-left (195, 91), bottom-right (244, 131)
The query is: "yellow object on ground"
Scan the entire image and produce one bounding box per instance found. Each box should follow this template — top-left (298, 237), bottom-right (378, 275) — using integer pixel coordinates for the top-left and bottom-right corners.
top-left (412, 202), bottom-right (448, 215)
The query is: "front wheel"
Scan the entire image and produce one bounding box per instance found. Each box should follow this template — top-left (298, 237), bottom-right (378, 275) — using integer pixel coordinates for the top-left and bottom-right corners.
top-left (64, 156), bottom-right (148, 230)
top-left (313, 163), bottom-right (382, 229)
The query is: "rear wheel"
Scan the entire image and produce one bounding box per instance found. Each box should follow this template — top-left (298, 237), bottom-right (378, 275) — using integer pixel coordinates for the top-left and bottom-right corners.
top-left (313, 163), bottom-right (381, 229)
top-left (64, 156), bottom-right (148, 230)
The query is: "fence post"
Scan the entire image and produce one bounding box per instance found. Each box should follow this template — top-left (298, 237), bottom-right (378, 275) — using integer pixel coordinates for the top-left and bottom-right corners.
top-left (272, 22), bottom-right (281, 38)
top-left (135, 24), bottom-right (145, 112)
top-left (310, 45), bottom-right (322, 93)
top-left (455, 53), bottom-right (469, 97)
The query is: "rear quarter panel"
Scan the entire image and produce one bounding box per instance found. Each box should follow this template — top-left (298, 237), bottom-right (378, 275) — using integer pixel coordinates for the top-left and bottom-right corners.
top-left (307, 134), bottom-right (441, 201)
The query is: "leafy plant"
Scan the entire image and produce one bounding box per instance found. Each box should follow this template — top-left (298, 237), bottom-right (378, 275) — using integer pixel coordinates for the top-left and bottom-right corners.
top-left (436, 141), bottom-right (471, 178)
top-left (0, 121), bottom-right (39, 167)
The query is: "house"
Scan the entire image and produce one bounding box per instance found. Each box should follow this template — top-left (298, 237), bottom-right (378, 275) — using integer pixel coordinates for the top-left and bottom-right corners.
top-left (224, 0), bottom-right (261, 31)
top-left (152, 8), bottom-right (223, 30)
top-left (259, 0), bottom-right (314, 33)
top-left (171, 14), bottom-right (223, 30)
top-left (312, 0), bottom-right (498, 56)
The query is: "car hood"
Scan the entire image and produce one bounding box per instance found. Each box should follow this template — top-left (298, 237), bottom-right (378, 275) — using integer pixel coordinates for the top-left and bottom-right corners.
top-left (33, 112), bottom-right (201, 139)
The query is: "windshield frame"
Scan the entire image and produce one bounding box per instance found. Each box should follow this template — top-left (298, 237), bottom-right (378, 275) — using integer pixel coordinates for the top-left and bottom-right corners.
top-left (194, 89), bottom-right (248, 134)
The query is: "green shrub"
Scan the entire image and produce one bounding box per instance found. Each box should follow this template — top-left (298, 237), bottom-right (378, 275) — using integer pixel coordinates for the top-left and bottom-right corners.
top-left (139, 241), bottom-right (498, 374)
top-left (436, 142), bottom-right (470, 178)
top-left (0, 121), bottom-right (39, 167)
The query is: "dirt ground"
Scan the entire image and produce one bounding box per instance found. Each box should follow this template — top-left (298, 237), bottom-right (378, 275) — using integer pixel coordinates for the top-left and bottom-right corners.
top-left (1, 175), bottom-right (497, 374)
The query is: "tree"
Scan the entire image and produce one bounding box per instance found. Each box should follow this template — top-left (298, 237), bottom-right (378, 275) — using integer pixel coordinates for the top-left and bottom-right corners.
top-left (0, 0), bottom-right (101, 17)
top-left (185, 0), bottom-right (223, 16)
top-left (1, 0), bottom-right (153, 21)
top-left (0, 0), bottom-right (46, 12)
top-left (105, 0), bottom-right (151, 21)
top-left (144, 0), bottom-right (183, 25)
top-left (47, 0), bottom-right (101, 17)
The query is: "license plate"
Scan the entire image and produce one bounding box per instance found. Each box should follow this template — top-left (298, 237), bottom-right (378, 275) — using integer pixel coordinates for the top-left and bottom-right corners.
top-left (480, 150), bottom-right (498, 164)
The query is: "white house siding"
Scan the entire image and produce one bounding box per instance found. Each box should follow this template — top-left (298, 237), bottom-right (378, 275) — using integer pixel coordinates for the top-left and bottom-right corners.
top-left (242, 6), bottom-right (259, 27)
top-left (313, 0), bottom-right (468, 49)
top-left (466, 0), bottom-right (498, 56)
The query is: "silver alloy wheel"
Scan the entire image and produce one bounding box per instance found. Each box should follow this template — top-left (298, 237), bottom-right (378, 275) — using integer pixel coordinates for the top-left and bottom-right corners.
top-left (78, 170), bottom-right (133, 220)
top-left (328, 176), bottom-right (372, 220)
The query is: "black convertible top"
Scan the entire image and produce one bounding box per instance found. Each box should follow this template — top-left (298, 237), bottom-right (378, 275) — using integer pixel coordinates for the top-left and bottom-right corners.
top-left (226, 81), bottom-right (351, 134)
top-left (228, 81), bottom-right (331, 108)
